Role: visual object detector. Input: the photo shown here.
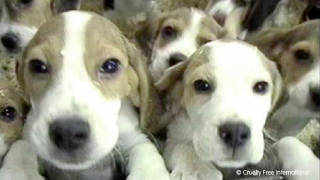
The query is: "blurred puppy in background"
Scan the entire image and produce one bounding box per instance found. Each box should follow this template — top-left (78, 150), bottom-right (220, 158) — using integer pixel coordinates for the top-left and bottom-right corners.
top-left (136, 7), bottom-right (227, 81)
top-left (0, 0), bottom-right (82, 57)
top-left (247, 20), bottom-right (320, 138)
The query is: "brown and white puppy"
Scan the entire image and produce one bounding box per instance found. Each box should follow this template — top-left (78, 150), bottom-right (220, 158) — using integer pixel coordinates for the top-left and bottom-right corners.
top-left (136, 7), bottom-right (226, 81)
top-left (17, 11), bottom-right (169, 180)
top-left (247, 20), bottom-right (320, 123)
top-left (156, 40), bottom-right (283, 180)
top-left (0, 0), bottom-right (82, 56)
top-left (0, 79), bottom-right (26, 163)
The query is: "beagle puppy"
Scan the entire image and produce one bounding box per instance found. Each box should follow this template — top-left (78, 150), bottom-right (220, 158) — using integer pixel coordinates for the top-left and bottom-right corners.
top-left (0, 80), bottom-right (26, 163)
top-left (155, 40), bottom-right (284, 180)
top-left (17, 11), bottom-right (169, 180)
top-left (155, 40), bottom-right (319, 180)
top-left (136, 7), bottom-right (227, 82)
top-left (0, 0), bottom-right (82, 56)
top-left (247, 20), bottom-right (320, 137)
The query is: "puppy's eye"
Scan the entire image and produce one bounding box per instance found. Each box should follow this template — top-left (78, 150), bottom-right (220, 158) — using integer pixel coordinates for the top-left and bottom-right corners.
top-left (253, 81), bottom-right (269, 94)
top-left (29, 59), bottom-right (49, 74)
top-left (0, 106), bottom-right (17, 122)
top-left (295, 50), bottom-right (312, 64)
top-left (100, 58), bottom-right (120, 74)
top-left (161, 26), bottom-right (177, 39)
top-left (20, 0), bottom-right (32, 5)
top-left (194, 80), bottom-right (212, 92)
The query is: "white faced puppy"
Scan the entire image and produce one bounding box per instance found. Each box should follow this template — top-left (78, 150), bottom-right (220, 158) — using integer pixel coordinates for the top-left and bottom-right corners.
top-left (18, 11), bottom-right (169, 180)
top-left (156, 40), bottom-right (283, 180)
top-left (0, 0), bottom-right (82, 56)
top-left (136, 8), bottom-right (226, 81)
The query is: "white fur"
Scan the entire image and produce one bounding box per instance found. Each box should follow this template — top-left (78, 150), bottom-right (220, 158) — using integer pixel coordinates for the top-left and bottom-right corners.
top-left (274, 137), bottom-right (319, 180)
top-left (165, 41), bottom-right (274, 180)
top-left (206, 0), bottom-right (236, 18)
top-left (118, 100), bottom-right (170, 180)
top-left (0, 140), bottom-right (44, 180)
top-left (0, 135), bottom-right (8, 161)
top-left (289, 63), bottom-right (320, 118)
top-left (150, 9), bottom-right (205, 81)
top-left (24, 12), bottom-right (120, 170)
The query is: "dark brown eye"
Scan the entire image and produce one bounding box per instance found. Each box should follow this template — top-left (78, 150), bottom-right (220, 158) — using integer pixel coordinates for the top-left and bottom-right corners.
top-left (29, 59), bottom-right (49, 74)
top-left (1, 106), bottom-right (17, 122)
top-left (253, 81), bottom-right (269, 94)
top-left (100, 58), bottom-right (120, 74)
top-left (295, 50), bottom-right (312, 65)
top-left (194, 80), bottom-right (212, 92)
top-left (161, 26), bottom-right (177, 39)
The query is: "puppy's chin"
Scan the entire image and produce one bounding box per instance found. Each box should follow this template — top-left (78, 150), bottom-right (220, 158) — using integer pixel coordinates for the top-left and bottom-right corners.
top-left (193, 133), bottom-right (264, 169)
top-left (40, 137), bottom-right (118, 171)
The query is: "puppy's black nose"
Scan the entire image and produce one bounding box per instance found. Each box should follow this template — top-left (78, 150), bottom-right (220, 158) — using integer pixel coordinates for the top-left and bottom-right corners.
top-left (49, 119), bottom-right (90, 152)
top-left (168, 53), bottom-right (187, 67)
top-left (219, 122), bottom-right (251, 148)
top-left (1, 33), bottom-right (19, 51)
top-left (310, 87), bottom-right (320, 109)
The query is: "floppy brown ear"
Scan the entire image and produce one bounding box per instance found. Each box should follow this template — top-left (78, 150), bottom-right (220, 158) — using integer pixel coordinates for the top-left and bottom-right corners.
top-left (52, 0), bottom-right (82, 14)
top-left (135, 12), bottom-right (168, 62)
top-left (155, 61), bottom-right (189, 92)
top-left (123, 37), bottom-right (164, 131)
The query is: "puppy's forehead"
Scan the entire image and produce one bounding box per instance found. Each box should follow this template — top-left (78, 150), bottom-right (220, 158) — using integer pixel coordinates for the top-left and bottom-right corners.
top-left (186, 40), bottom-right (271, 77)
top-left (208, 41), bottom-right (269, 70)
top-left (84, 12), bottom-right (127, 55)
top-left (26, 11), bottom-right (126, 59)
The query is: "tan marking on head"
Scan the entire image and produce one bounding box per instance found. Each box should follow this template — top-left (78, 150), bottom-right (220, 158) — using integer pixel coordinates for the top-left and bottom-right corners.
top-left (17, 15), bottom-right (65, 103)
top-left (0, 80), bottom-right (27, 145)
